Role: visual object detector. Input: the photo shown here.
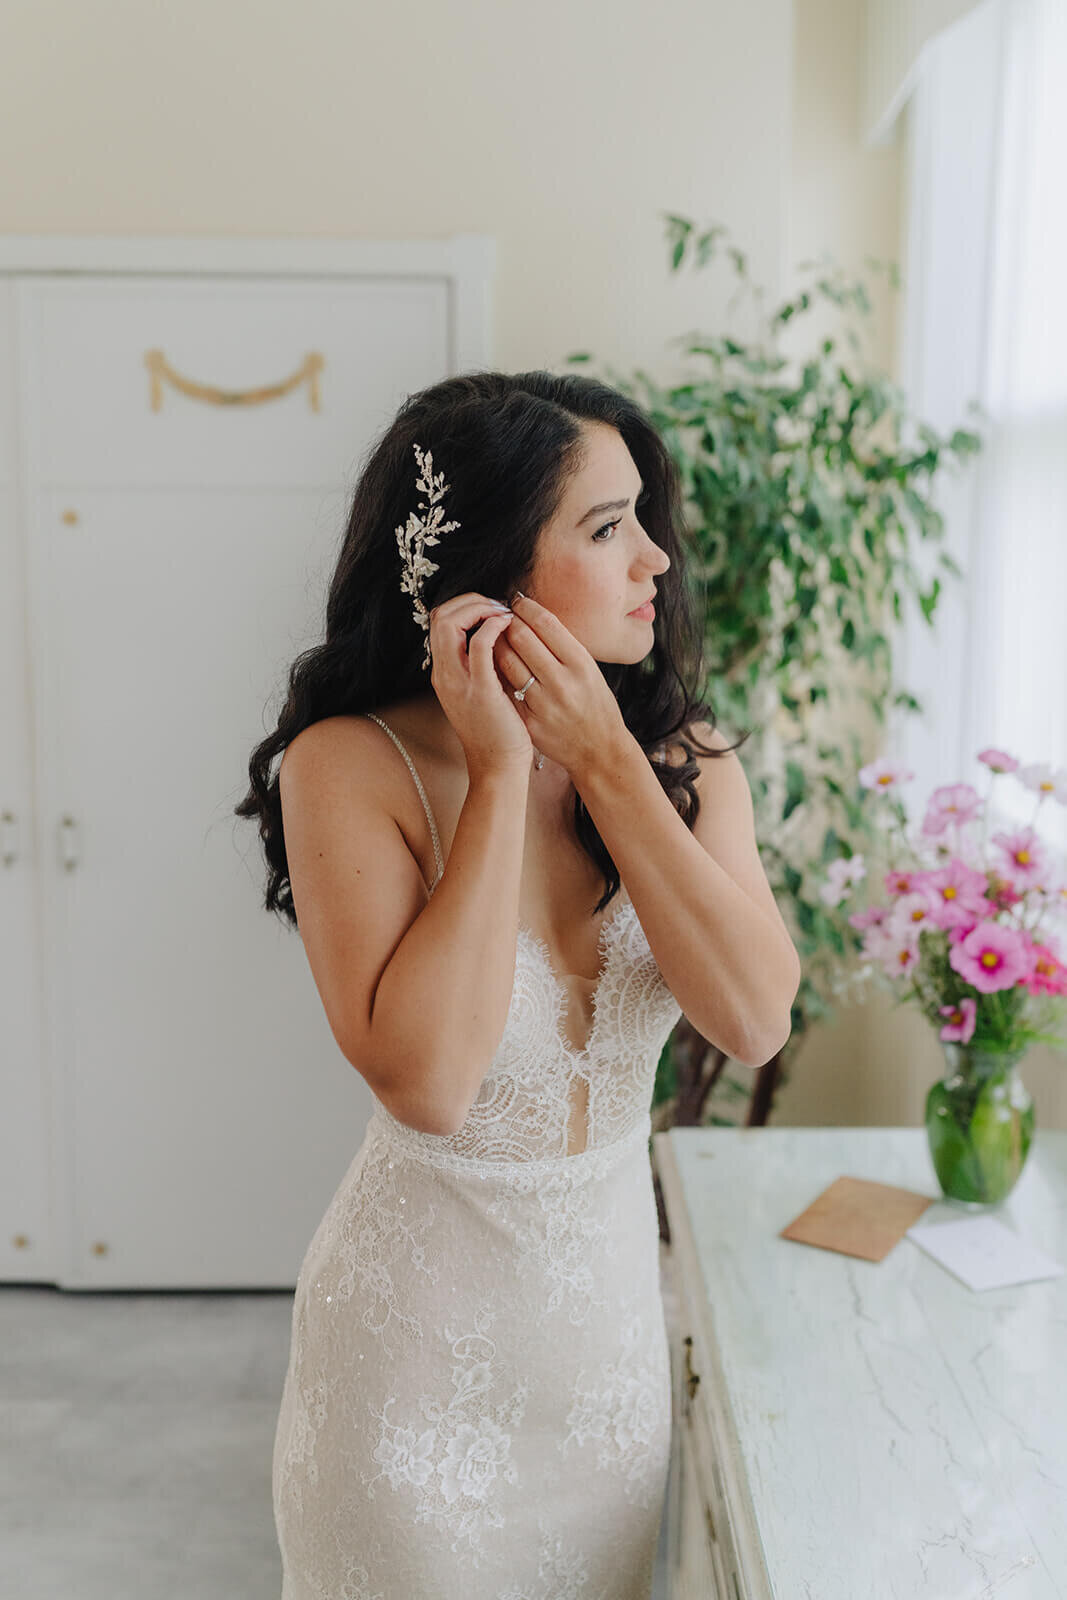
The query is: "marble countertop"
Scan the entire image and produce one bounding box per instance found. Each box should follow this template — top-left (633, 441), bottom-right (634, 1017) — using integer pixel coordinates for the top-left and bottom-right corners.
top-left (657, 1126), bottom-right (1066, 1599)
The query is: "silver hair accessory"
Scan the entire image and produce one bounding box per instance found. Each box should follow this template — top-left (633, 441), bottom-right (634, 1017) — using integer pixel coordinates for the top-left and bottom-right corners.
top-left (395, 442), bottom-right (461, 671)
top-left (395, 441), bottom-right (545, 769)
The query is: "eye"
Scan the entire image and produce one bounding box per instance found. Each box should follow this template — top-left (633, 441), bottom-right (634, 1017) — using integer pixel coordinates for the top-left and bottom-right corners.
top-left (591, 490), bottom-right (648, 543)
top-left (591, 518), bottom-right (622, 543)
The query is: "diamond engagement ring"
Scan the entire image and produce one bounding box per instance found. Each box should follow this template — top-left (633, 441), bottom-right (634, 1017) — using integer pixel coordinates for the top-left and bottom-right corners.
top-left (514, 674), bottom-right (536, 702)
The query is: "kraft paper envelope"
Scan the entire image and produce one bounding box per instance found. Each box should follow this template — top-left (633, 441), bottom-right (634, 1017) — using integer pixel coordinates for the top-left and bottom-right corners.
top-left (780, 1175), bottom-right (936, 1262)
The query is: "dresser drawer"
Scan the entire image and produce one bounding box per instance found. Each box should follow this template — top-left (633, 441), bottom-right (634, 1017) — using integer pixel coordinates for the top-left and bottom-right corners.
top-left (679, 1326), bottom-right (747, 1598)
top-left (675, 1400), bottom-right (729, 1598)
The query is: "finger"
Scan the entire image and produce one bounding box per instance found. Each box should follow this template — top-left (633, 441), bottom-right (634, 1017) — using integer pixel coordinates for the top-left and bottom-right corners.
top-left (497, 611), bottom-right (561, 679)
top-left (491, 635), bottom-right (529, 690)
top-left (469, 611), bottom-right (514, 681)
top-left (430, 598), bottom-right (512, 671)
top-left (429, 594), bottom-right (512, 629)
top-left (507, 595), bottom-right (576, 665)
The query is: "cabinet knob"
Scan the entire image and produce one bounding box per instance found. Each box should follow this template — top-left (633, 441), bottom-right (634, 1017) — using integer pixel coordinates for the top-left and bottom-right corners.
top-left (58, 814), bottom-right (80, 871)
top-left (683, 1333), bottom-right (701, 1400)
top-left (1, 809), bottom-right (17, 866)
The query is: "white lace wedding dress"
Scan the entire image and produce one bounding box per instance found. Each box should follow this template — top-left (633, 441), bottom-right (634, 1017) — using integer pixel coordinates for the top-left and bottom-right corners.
top-left (272, 714), bottom-right (684, 1599)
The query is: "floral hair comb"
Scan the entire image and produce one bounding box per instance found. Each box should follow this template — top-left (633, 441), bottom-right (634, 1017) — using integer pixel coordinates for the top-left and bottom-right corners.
top-left (395, 442), bottom-right (461, 670)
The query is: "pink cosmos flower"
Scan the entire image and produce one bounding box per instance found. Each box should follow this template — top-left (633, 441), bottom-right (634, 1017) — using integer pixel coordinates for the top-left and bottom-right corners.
top-left (888, 891), bottom-right (939, 937)
top-left (977, 748), bottom-right (1018, 774)
top-left (921, 783), bottom-right (982, 837)
top-left (948, 921), bottom-right (1032, 993)
top-left (819, 854), bottom-right (867, 907)
top-left (864, 921), bottom-right (920, 980)
top-left (918, 859), bottom-right (993, 930)
top-left (990, 827), bottom-right (1047, 887)
top-left (885, 868), bottom-right (920, 897)
top-left (859, 758), bottom-right (914, 791)
top-left (938, 996), bottom-right (977, 1044)
top-left (1025, 941), bottom-right (1067, 997)
top-left (1016, 762), bottom-right (1067, 804)
top-left (848, 905), bottom-right (888, 930)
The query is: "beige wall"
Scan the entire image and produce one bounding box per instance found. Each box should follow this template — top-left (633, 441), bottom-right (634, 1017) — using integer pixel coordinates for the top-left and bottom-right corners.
top-left (785, 0), bottom-right (902, 378)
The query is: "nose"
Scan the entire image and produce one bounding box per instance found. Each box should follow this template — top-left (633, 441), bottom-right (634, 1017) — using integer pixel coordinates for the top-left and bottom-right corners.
top-left (642, 539), bottom-right (670, 577)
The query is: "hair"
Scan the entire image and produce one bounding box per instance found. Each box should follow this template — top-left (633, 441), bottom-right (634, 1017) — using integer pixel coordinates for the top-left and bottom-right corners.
top-left (234, 369), bottom-right (749, 927)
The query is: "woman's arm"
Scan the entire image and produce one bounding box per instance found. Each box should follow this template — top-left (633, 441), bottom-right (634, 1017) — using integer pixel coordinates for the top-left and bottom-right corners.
top-left (573, 722), bottom-right (801, 1067)
top-left (281, 719), bottom-right (531, 1137)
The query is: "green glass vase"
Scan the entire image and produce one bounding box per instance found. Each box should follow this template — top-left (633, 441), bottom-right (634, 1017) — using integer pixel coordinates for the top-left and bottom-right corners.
top-left (925, 1041), bottom-right (1035, 1208)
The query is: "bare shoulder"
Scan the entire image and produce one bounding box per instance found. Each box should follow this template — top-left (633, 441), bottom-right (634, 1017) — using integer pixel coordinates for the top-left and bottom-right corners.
top-left (280, 712), bottom-right (401, 808)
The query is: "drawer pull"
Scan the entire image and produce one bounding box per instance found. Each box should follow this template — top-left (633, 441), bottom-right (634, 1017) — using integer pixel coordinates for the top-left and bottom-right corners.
top-left (144, 349), bottom-right (325, 412)
top-left (683, 1334), bottom-right (701, 1401)
top-left (704, 1495), bottom-right (718, 1546)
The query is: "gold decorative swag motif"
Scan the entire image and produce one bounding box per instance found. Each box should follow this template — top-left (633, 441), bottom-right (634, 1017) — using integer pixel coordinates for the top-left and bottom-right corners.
top-left (144, 349), bottom-right (324, 411)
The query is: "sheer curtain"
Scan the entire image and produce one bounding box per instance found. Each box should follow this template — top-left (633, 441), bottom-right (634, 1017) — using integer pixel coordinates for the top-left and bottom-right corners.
top-left (891, 0), bottom-right (1067, 850)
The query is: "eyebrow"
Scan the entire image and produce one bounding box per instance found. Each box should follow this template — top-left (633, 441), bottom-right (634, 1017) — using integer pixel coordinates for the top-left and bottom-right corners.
top-left (576, 479), bottom-right (645, 526)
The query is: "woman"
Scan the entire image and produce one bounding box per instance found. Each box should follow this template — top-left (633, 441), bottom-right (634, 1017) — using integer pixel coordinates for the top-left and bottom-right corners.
top-left (236, 369), bottom-right (800, 1598)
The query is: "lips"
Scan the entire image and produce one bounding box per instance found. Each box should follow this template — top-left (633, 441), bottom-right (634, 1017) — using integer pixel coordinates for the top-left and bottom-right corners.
top-left (628, 594), bottom-right (656, 614)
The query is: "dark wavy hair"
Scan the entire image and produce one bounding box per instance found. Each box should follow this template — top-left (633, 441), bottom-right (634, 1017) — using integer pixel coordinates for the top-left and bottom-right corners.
top-left (235, 369), bottom-right (749, 927)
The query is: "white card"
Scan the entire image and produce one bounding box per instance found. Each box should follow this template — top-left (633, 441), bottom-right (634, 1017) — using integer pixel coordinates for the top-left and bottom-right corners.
top-left (905, 1214), bottom-right (1063, 1290)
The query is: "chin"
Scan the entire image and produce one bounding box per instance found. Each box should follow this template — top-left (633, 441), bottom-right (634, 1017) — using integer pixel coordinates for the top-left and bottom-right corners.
top-left (594, 639), bottom-right (654, 666)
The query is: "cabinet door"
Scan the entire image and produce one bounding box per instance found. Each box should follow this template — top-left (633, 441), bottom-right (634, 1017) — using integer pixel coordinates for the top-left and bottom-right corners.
top-left (15, 272), bottom-right (456, 1286)
top-left (0, 281), bottom-right (53, 1281)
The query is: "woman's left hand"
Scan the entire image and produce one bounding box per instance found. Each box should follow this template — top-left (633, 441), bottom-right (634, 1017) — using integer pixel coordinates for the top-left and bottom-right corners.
top-left (492, 593), bottom-right (630, 778)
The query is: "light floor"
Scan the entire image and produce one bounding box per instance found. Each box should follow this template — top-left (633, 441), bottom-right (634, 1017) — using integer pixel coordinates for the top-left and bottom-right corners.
top-left (1, 1242), bottom-right (680, 1597)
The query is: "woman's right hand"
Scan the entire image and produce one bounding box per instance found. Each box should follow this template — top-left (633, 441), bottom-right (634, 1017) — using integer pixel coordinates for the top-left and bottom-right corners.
top-left (428, 594), bottom-right (534, 778)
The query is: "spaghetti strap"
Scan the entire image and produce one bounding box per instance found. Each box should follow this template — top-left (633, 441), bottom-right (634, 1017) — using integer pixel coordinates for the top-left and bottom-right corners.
top-left (362, 713), bottom-right (445, 890)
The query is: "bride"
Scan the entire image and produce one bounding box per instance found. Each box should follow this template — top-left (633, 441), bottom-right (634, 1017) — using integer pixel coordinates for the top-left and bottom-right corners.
top-left (235, 368), bottom-right (800, 1597)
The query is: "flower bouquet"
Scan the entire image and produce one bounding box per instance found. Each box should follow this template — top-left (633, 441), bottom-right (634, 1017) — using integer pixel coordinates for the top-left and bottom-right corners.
top-left (819, 748), bottom-right (1067, 1207)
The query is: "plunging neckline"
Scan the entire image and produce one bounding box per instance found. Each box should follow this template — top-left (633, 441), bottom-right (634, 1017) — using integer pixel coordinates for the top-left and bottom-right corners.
top-left (514, 891), bottom-right (632, 1062)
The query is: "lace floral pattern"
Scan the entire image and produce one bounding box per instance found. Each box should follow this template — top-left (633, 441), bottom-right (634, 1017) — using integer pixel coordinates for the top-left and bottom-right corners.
top-left (371, 894), bottom-right (682, 1166)
top-left (364, 1302), bottom-right (531, 1568)
top-left (478, 1116), bottom-right (650, 1327)
top-left (560, 1300), bottom-right (671, 1512)
top-left (302, 1131), bottom-right (442, 1360)
top-left (497, 1516), bottom-right (611, 1600)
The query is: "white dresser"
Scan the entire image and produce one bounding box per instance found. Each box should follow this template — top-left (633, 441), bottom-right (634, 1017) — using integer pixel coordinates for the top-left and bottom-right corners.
top-left (652, 1125), bottom-right (1067, 1598)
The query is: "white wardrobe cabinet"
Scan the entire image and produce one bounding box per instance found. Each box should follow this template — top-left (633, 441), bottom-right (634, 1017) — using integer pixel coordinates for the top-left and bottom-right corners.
top-left (1, 235), bottom-right (493, 1289)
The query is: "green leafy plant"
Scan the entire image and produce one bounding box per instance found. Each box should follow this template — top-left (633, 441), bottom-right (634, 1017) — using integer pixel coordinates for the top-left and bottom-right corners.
top-left (565, 214), bottom-right (984, 1128)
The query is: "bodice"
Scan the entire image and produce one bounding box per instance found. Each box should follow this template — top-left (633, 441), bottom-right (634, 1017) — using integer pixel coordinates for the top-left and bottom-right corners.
top-left (361, 712), bottom-right (683, 1164)
top-left (373, 886), bottom-right (681, 1164)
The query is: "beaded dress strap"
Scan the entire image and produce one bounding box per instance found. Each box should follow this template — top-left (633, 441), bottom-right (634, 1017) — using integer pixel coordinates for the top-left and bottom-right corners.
top-left (362, 714), bottom-right (445, 890)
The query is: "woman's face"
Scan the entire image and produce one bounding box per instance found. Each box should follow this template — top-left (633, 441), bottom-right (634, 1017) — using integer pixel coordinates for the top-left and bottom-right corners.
top-left (512, 422), bottom-right (671, 663)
